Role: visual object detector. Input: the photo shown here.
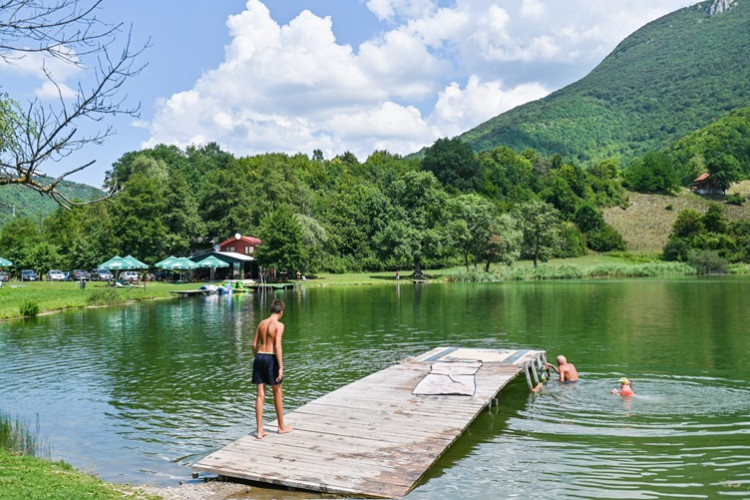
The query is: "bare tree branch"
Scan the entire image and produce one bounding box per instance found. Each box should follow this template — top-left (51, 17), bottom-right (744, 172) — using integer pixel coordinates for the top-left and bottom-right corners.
top-left (0, 0), bottom-right (148, 207)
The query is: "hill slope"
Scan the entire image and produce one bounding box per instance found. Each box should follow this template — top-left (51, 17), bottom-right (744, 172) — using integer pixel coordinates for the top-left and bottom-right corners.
top-left (460, 0), bottom-right (750, 165)
top-left (0, 179), bottom-right (104, 226)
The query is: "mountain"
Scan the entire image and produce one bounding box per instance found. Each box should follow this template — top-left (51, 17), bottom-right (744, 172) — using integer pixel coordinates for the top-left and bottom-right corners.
top-left (0, 178), bottom-right (104, 226)
top-left (459, 0), bottom-right (750, 166)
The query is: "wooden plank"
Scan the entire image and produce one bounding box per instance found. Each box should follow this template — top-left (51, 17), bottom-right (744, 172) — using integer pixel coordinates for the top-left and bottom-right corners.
top-left (193, 347), bottom-right (545, 499)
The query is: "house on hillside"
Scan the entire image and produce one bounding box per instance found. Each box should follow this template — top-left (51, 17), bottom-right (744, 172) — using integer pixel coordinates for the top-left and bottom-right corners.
top-left (691, 172), bottom-right (725, 195)
top-left (192, 233), bottom-right (262, 280)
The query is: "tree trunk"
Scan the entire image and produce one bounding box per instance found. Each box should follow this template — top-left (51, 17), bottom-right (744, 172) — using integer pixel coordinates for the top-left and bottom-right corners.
top-left (414, 260), bottom-right (423, 279)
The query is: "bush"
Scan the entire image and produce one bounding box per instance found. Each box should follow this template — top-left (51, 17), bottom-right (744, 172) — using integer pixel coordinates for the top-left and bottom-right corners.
top-left (663, 237), bottom-right (691, 261)
top-left (445, 269), bottom-right (501, 282)
top-left (19, 300), bottom-right (40, 317)
top-left (687, 249), bottom-right (728, 275)
top-left (726, 192), bottom-right (745, 205)
top-left (87, 288), bottom-right (124, 306)
top-left (587, 225), bottom-right (627, 252)
top-left (556, 222), bottom-right (588, 257)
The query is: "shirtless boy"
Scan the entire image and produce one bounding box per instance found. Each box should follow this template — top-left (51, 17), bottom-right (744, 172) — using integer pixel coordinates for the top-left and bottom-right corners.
top-left (545, 355), bottom-right (579, 382)
top-left (252, 299), bottom-right (293, 438)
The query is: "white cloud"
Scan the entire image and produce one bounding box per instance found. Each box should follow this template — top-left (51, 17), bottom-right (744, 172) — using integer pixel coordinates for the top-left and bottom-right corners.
top-left (430, 76), bottom-right (550, 137)
top-left (34, 81), bottom-right (76, 100)
top-left (520, 0), bottom-right (546, 19)
top-left (366, 0), bottom-right (437, 22)
top-left (144, 0), bottom-right (698, 160)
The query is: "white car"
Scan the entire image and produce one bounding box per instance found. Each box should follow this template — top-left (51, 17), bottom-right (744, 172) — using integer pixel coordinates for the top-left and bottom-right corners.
top-left (46, 269), bottom-right (65, 281)
top-left (120, 271), bottom-right (140, 282)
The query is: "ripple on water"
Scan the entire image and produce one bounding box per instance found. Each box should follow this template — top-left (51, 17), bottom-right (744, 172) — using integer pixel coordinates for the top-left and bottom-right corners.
top-left (486, 374), bottom-right (750, 499)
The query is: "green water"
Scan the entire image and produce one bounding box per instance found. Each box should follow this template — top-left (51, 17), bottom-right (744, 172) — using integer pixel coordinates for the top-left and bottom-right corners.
top-left (1, 278), bottom-right (749, 498)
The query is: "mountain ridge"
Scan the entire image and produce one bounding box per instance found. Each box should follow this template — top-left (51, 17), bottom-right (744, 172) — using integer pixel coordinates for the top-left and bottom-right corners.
top-left (459, 0), bottom-right (750, 166)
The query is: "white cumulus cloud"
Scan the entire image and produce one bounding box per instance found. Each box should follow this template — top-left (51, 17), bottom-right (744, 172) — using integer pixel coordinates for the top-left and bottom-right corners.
top-left (143, 0), bottom-right (698, 160)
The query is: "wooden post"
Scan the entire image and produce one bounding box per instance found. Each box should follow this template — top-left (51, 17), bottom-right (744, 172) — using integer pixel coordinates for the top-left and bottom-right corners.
top-left (523, 363), bottom-right (534, 391)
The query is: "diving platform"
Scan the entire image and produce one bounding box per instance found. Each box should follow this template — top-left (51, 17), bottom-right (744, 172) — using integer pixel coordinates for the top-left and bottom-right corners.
top-left (192, 346), bottom-right (548, 498)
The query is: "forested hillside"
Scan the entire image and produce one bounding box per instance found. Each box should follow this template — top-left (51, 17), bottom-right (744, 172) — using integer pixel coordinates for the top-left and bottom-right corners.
top-left (460, 0), bottom-right (750, 166)
top-left (0, 180), bottom-right (103, 226)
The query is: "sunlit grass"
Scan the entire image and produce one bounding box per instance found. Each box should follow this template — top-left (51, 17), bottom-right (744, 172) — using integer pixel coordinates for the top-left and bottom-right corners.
top-left (0, 281), bottom-right (199, 319)
top-left (603, 185), bottom-right (750, 254)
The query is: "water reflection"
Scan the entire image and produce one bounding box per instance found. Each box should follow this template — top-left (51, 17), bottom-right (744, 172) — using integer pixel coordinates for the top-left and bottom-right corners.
top-left (0, 278), bottom-right (749, 498)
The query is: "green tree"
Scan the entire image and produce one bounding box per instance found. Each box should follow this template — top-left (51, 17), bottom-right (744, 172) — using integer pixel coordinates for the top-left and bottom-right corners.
top-left (515, 200), bottom-right (560, 267)
top-left (256, 205), bottom-right (306, 276)
top-left (702, 202), bottom-right (728, 234)
top-left (705, 151), bottom-right (741, 192)
top-left (422, 138), bottom-right (483, 192)
top-left (479, 213), bottom-right (521, 272)
top-left (162, 171), bottom-right (204, 256)
top-left (0, 217), bottom-right (61, 274)
top-left (623, 152), bottom-right (679, 193)
top-left (670, 209), bottom-right (703, 239)
top-left (108, 172), bottom-right (168, 264)
top-left (377, 171), bottom-right (447, 277)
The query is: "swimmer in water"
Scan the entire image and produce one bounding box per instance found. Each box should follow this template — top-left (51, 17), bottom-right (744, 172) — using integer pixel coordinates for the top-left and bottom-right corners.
top-left (611, 377), bottom-right (634, 397)
top-left (544, 355), bottom-right (579, 382)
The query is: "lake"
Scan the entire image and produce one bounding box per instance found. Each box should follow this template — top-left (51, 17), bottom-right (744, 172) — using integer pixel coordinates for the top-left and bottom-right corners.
top-left (1, 278), bottom-right (749, 498)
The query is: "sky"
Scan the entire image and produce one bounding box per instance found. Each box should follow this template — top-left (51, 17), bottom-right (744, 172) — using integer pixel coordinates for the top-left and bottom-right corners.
top-left (1, 0), bottom-right (700, 188)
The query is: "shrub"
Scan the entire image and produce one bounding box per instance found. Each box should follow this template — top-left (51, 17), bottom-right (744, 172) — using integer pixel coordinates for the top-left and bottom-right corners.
top-left (687, 249), bottom-right (728, 275)
top-left (556, 222), bottom-right (588, 258)
top-left (86, 288), bottom-right (124, 306)
top-left (587, 225), bottom-right (627, 252)
top-left (726, 193), bottom-right (745, 206)
top-left (445, 269), bottom-right (500, 282)
top-left (663, 237), bottom-right (691, 261)
top-left (19, 300), bottom-right (40, 317)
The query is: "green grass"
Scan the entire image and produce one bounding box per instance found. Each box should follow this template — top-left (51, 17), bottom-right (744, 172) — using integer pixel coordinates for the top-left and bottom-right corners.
top-left (0, 449), bottom-right (156, 500)
top-left (0, 281), bottom-right (200, 320)
top-left (603, 186), bottom-right (750, 254)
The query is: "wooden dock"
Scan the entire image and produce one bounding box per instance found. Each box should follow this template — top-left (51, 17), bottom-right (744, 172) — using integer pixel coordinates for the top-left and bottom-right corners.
top-left (192, 346), bottom-right (547, 498)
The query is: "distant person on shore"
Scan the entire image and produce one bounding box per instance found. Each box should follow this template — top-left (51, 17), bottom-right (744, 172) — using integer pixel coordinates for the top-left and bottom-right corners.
top-left (611, 377), bottom-right (634, 397)
top-left (252, 299), bottom-right (293, 439)
top-left (545, 355), bottom-right (579, 382)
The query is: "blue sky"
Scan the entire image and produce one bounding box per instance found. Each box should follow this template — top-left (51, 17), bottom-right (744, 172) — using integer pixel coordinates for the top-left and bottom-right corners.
top-left (1, 0), bottom-right (698, 188)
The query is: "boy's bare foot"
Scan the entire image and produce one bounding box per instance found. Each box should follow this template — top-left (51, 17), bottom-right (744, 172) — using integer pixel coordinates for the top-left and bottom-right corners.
top-left (256, 430), bottom-right (267, 439)
top-left (278, 426), bottom-right (293, 434)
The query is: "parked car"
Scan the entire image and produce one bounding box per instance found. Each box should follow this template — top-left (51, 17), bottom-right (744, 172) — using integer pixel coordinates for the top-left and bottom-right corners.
top-left (70, 269), bottom-right (91, 281)
top-left (46, 269), bottom-right (66, 281)
top-left (90, 269), bottom-right (114, 281)
top-left (120, 271), bottom-right (139, 282)
top-left (0, 271), bottom-right (9, 282)
top-left (20, 269), bottom-right (38, 281)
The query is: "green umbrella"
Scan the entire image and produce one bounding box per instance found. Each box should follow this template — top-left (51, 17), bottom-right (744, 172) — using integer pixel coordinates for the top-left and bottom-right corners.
top-left (155, 256), bottom-right (177, 268)
top-left (98, 256), bottom-right (127, 270)
top-left (195, 255), bottom-right (229, 269)
top-left (122, 255), bottom-right (148, 270)
top-left (0, 257), bottom-right (13, 266)
top-left (195, 255), bottom-right (229, 281)
top-left (164, 257), bottom-right (198, 270)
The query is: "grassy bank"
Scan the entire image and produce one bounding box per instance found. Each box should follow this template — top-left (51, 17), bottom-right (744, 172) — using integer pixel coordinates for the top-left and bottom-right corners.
top-left (0, 411), bottom-right (155, 500)
top-left (0, 449), bottom-right (156, 499)
top-left (0, 281), bottom-right (200, 320)
top-left (304, 254), bottom-right (707, 286)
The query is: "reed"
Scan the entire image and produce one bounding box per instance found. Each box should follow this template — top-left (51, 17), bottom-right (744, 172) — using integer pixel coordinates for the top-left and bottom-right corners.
top-left (0, 411), bottom-right (49, 458)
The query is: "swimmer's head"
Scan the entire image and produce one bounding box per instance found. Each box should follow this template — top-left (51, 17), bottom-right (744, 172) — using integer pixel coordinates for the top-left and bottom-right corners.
top-left (557, 355), bottom-right (567, 365)
top-left (620, 377), bottom-right (630, 385)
